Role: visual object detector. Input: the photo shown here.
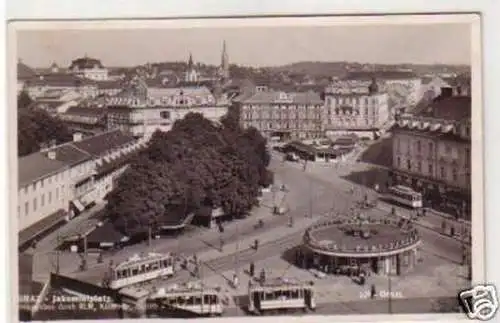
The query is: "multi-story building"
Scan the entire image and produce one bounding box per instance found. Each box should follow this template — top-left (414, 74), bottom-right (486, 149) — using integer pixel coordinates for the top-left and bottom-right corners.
top-left (17, 130), bottom-right (143, 250)
top-left (390, 88), bottom-right (471, 218)
top-left (345, 70), bottom-right (422, 110)
top-left (323, 79), bottom-right (390, 139)
top-left (106, 85), bottom-right (230, 138)
top-left (59, 106), bottom-right (108, 135)
top-left (24, 73), bottom-right (98, 99)
top-left (236, 90), bottom-right (324, 140)
top-left (69, 56), bottom-right (109, 81)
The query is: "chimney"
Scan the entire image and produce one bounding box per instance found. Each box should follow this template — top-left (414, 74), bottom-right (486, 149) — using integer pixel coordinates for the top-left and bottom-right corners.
top-left (73, 132), bottom-right (83, 142)
top-left (440, 87), bottom-right (453, 98)
top-left (47, 151), bottom-right (56, 160)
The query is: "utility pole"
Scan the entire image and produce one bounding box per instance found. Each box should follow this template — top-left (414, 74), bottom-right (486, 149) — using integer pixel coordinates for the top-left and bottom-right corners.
top-left (388, 272), bottom-right (393, 314)
top-left (55, 231), bottom-right (61, 274)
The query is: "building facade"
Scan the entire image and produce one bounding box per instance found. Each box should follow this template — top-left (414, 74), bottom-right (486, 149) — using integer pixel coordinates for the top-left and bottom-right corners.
top-left (106, 85), bottom-right (230, 138)
top-left (323, 79), bottom-right (390, 139)
top-left (345, 71), bottom-right (422, 110)
top-left (17, 130), bottom-right (143, 250)
top-left (69, 56), bottom-right (109, 81)
top-left (237, 90), bottom-right (324, 140)
top-left (391, 92), bottom-right (471, 218)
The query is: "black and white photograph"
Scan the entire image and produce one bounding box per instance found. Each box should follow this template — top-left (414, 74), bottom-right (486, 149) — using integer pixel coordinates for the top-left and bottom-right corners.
top-left (8, 14), bottom-right (487, 321)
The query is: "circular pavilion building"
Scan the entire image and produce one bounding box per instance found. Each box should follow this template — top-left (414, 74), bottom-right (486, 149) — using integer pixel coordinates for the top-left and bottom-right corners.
top-left (300, 215), bottom-right (421, 276)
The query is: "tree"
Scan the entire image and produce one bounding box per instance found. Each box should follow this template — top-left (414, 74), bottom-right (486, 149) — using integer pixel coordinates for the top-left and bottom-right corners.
top-left (106, 111), bottom-right (273, 234)
top-left (18, 108), bottom-right (72, 157)
top-left (17, 90), bottom-right (33, 110)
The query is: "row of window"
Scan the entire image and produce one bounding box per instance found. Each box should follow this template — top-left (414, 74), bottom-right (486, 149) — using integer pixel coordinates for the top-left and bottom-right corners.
top-left (243, 105), bottom-right (322, 111)
top-left (158, 294), bottom-right (220, 306)
top-left (396, 157), bottom-right (470, 182)
top-left (396, 139), bottom-right (471, 167)
top-left (20, 172), bottom-right (67, 196)
top-left (19, 185), bottom-right (65, 218)
top-left (327, 118), bottom-right (372, 126)
top-left (326, 96), bottom-right (381, 106)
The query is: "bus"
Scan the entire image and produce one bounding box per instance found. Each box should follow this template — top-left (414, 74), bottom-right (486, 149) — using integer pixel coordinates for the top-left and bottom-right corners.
top-left (385, 185), bottom-right (423, 208)
top-left (247, 278), bottom-right (316, 315)
top-left (147, 282), bottom-right (224, 317)
top-left (107, 252), bottom-right (175, 290)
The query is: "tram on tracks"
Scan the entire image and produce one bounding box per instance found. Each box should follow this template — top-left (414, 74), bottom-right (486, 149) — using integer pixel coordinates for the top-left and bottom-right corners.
top-left (107, 252), bottom-right (175, 290)
top-left (247, 278), bottom-right (316, 315)
top-left (146, 282), bottom-right (224, 317)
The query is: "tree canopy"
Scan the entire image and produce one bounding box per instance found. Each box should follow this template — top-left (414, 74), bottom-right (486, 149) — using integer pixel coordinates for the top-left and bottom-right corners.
top-left (17, 93), bottom-right (73, 157)
top-left (105, 112), bottom-right (272, 236)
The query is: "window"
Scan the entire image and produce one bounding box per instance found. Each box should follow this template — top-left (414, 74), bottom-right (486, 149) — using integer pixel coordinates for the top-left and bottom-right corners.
top-left (465, 148), bottom-right (470, 167)
top-left (407, 160), bottom-right (411, 171)
top-left (440, 166), bottom-right (446, 179)
top-left (452, 168), bottom-right (458, 181)
top-left (40, 180), bottom-right (44, 188)
top-left (25, 202), bottom-right (29, 216)
top-left (428, 142), bottom-right (434, 155)
top-left (56, 187), bottom-right (59, 199)
top-left (364, 107), bottom-right (369, 115)
top-left (17, 206), bottom-right (20, 219)
top-left (428, 164), bottom-right (433, 175)
top-left (416, 140), bottom-right (421, 153)
top-left (465, 125), bottom-right (470, 137)
top-left (41, 194), bottom-right (45, 207)
top-left (417, 161), bottom-right (422, 173)
top-left (33, 198), bottom-right (37, 211)
top-left (397, 157), bottom-right (401, 168)
top-left (445, 145), bottom-right (452, 154)
top-left (48, 192), bottom-right (52, 203)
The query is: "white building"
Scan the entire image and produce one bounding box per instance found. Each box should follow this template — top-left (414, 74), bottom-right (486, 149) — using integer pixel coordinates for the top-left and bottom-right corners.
top-left (17, 130), bottom-right (144, 250)
top-left (106, 85), bottom-right (230, 138)
top-left (69, 56), bottom-right (109, 81)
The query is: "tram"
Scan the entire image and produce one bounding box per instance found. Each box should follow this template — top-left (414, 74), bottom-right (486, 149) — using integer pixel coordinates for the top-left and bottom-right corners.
top-left (385, 185), bottom-right (423, 208)
top-left (247, 278), bottom-right (316, 315)
top-left (147, 282), bottom-right (224, 317)
top-left (108, 252), bottom-right (175, 290)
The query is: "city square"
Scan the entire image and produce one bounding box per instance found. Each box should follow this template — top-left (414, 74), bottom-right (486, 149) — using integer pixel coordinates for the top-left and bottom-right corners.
top-left (12, 16), bottom-right (476, 321)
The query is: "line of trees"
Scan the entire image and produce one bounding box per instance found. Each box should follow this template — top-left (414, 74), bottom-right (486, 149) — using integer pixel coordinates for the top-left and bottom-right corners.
top-left (105, 111), bottom-right (273, 236)
top-left (17, 91), bottom-right (73, 157)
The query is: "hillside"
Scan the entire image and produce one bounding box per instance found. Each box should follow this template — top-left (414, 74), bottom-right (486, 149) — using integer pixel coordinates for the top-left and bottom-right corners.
top-left (268, 61), bottom-right (470, 78)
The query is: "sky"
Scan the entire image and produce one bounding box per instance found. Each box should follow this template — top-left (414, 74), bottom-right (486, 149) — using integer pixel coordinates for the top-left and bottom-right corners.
top-left (16, 23), bottom-right (472, 68)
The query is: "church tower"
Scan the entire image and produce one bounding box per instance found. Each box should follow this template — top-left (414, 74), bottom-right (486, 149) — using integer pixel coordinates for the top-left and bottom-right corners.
top-left (219, 40), bottom-right (230, 81)
top-left (185, 52), bottom-right (199, 83)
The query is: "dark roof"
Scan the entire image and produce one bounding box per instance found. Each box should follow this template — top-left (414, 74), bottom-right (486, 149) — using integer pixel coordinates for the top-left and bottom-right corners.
top-left (27, 73), bottom-right (96, 87)
top-left (418, 96), bottom-right (471, 121)
top-left (69, 57), bottom-right (104, 70)
top-left (63, 106), bottom-right (107, 118)
top-left (241, 90), bottom-right (324, 105)
top-left (72, 129), bottom-right (136, 157)
top-left (86, 222), bottom-right (126, 244)
top-left (19, 130), bottom-right (134, 186)
top-left (18, 62), bottom-right (37, 80)
top-left (345, 70), bottom-right (418, 81)
top-left (95, 80), bottom-right (123, 89)
top-left (18, 209), bottom-right (67, 247)
top-left (18, 153), bottom-right (69, 187)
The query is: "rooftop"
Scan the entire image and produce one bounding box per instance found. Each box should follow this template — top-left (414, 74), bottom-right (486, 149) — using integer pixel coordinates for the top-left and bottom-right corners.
top-left (18, 61), bottom-right (37, 80)
top-left (417, 96), bottom-right (471, 121)
top-left (18, 129), bottom-right (136, 187)
top-left (304, 215), bottom-right (420, 256)
top-left (345, 70), bottom-right (418, 81)
top-left (63, 106), bottom-right (108, 118)
top-left (72, 129), bottom-right (136, 157)
top-left (241, 90), bottom-right (324, 105)
top-left (69, 56), bottom-right (105, 70)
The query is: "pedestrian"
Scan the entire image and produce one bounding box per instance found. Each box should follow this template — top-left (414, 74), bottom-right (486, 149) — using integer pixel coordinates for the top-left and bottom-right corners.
top-left (260, 269), bottom-right (266, 283)
top-left (249, 262), bottom-right (255, 277)
top-left (370, 284), bottom-right (376, 299)
top-left (254, 239), bottom-right (259, 250)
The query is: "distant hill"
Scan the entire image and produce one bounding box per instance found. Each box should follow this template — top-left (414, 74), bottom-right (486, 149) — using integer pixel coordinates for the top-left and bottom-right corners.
top-left (268, 61), bottom-right (471, 78)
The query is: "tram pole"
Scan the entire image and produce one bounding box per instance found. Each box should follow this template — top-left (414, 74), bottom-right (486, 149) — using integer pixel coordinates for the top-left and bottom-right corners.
top-left (388, 273), bottom-right (392, 314)
top-left (55, 231), bottom-right (60, 274)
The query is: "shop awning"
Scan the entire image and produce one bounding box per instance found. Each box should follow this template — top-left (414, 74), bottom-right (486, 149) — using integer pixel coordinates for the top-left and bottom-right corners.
top-left (18, 209), bottom-right (67, 248)
top-left (72, 199), bottom-right (85, 212)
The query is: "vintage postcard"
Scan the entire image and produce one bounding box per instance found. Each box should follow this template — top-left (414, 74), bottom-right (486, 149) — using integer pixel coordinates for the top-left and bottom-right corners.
top-left (8, 13), bottom-right (490, 322)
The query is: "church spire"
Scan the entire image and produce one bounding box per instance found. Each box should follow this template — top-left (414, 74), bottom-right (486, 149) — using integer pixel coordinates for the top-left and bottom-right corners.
top-left (188, 52), bottom-right (194, 69)
top-left (220, 40), bottom-right (229, 80)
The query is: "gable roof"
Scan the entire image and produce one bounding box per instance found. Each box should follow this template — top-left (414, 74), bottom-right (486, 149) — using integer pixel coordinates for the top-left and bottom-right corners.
top-left (18, 129), bottom-right (135, 187)
top-left (72, 129), bottom-right (136, 157)
top-left (345, 70), bottom-right (418, 81)
top-left (417, 96), bottom-right (471, 121)
top-left (17, 62), bottom-right (37, 80)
